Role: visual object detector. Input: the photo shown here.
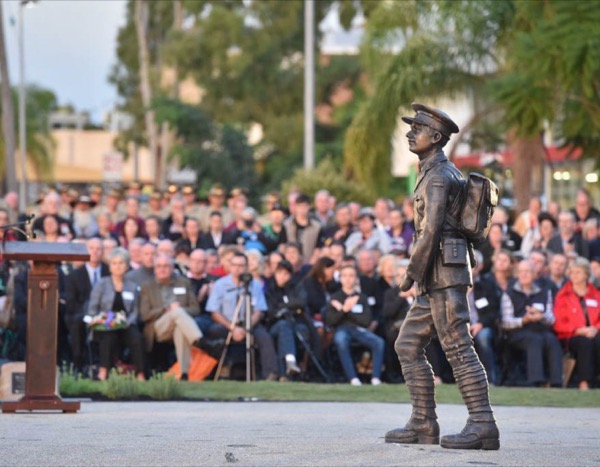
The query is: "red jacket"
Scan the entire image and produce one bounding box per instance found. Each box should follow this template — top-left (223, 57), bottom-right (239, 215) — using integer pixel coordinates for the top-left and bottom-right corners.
top-left (553, 281), bottom-right (600, 340)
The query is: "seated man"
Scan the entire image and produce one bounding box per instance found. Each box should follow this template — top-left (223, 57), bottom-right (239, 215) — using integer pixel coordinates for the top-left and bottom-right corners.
top-left (469, 250), bottom-right (501, 385)
top-left (205, 251), bottom-right (278, 381)
top-left (64, 238), bottom-right (109, 374)
top-left (500, 259), bottom-right (563, 387)
top-left (139, 254), bottom-right (218, 380)
top-left (326, 264), bottom-right (385, 386)
top-left (186, 248), bottom-right (213, 335)
top-left (264, 260), bottom-right (312, 379)
top-left (126, 242), bottom-right (156, 288)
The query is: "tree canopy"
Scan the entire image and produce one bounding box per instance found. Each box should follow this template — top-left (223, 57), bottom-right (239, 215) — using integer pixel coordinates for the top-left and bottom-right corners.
top-left (344, 0), bottom-right (600, 209)
top-left (153, 96), bottom-right (257, 197)
top-left (110, 0), bottom-right (367, 195)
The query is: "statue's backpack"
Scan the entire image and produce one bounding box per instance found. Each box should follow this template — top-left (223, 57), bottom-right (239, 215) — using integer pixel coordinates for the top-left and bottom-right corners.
top-left (459, 173), bottom-right (499, 245)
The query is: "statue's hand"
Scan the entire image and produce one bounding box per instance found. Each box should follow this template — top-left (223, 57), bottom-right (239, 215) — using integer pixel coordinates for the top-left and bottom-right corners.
top-left (399, 273), bottom-right (415, 292)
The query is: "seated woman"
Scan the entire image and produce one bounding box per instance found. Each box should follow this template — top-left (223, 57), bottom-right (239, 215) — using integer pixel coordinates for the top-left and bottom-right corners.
top-left (326, 264), bottom-right (384, 386)
top-left (38, 214), bottom-right (70, 243)
top-left (247, 249), bottom-right (267, 291)
top-left (176, 218), bottom-right (202, 251)
top-left (554, 257), bottom-right (600, 390)
top-left (375, 254), bottom-right (398, 333)
top-left (87, 247), bottom-right (145, 381)
top-left (302, 256), bottom-right (337, 355)
top-left (118, 216), bottom-right (145, 249)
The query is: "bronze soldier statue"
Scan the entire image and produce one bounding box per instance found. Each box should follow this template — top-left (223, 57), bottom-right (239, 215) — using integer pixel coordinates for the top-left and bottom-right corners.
top-left (385, 103), bottom-right (499, 450)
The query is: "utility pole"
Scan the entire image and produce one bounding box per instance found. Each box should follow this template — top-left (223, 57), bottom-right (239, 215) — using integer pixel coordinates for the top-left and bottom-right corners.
top-left (18, 2), bottom-right (27, 213)
top-left (303, 0), bottom-right (315, 170)
top-left (0, 2), bottom-right (17, 194)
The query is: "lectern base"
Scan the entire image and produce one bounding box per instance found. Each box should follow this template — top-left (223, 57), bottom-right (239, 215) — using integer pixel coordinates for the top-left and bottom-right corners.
top-left (2, 396), bottom-right (80, 413)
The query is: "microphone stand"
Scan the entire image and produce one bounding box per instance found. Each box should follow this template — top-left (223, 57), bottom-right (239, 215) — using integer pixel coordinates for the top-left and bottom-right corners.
top-left (0, 214), bottom-right (35, 261)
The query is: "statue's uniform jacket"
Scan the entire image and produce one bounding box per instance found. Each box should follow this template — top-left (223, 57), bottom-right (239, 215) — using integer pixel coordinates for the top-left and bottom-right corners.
top-left (407, 148), bottom-right (472, 295)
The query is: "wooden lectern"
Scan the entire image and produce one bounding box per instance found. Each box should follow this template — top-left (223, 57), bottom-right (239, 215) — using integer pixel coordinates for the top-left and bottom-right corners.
top-left (1, 241), bottom-right (89, 413)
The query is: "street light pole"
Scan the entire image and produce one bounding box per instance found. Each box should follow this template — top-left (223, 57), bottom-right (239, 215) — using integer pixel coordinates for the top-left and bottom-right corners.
top-left (303, 0), bottom-right (315, 171)
top-left (18, 2), bottom-right (27, 213)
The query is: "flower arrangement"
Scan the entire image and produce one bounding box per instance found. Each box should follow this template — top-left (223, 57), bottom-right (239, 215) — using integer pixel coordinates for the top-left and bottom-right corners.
top-left (86, 311), bottom-right (128, 331)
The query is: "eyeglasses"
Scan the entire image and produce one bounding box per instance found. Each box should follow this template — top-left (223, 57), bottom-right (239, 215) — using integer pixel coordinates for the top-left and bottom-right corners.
top-left (230, 262), bottom-right (247, 267)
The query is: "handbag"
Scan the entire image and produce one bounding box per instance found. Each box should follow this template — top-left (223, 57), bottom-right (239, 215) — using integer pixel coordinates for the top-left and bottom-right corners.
top-left (168, 347), bottom-right (217, 381)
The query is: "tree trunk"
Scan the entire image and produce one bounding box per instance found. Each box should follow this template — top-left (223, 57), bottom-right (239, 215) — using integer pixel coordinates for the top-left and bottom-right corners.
top-left (507, 129), bottom-right (545, 216)
top-left (158, 0), bottom-right (184, 186)
top-left (0, 2), bottom-right (17, 194)
top-left (134, 0), bottom-right (160, 187)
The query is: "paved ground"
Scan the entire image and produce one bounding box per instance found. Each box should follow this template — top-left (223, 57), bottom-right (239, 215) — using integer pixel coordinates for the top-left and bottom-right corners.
top-left (0, 400), bottom-right (598, 466)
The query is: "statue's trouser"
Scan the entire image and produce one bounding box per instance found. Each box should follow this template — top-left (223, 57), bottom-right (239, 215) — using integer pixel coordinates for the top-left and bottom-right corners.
top-left (395, 287), bottom-right (495, 424)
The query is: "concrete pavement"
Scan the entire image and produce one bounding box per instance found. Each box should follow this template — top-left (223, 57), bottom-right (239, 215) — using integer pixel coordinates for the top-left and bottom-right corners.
top-left (0, 401), bottom-right (598, 466)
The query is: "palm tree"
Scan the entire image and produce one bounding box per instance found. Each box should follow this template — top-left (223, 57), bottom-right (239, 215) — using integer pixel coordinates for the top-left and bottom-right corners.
top-left (0, 85), bottom-right (56, 183)
top-left (344, 0), bottom-right (600, 213)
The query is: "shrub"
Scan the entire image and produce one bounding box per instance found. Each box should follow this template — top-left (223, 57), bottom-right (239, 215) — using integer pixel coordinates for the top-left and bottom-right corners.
top-left (59, 368), bottom-right (103, 396)
top-left (281, 158), bottom-right (376, 205)
top-left (104, 370), bottom-right (140, 400)
top-left (145, 373), bottom-right (182, 400)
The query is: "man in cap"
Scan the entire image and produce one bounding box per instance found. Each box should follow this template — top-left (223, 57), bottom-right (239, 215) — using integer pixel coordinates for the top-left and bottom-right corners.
top-left (182, 185), bottom-right (203, 219)
top-left (58, 186), bottom-right (78, 219)
top-left (199, 184), bottom-right (234, 232)
top-left (126, 181), bottom-right (143, 198)
top-left (257, 191), bottom-right (281, 227)
top-left (89, 185), bottom-right (103, 206)
top-left (93, 188), bottom-right (125, 227)
top-left (283, 194), bottom-right (323, 264)
top-left (140, 189), bottom-right (166, 219)
top-left (227, 187), bottom-right (249, 211)
top-left (385, 103), bottom-right (499, 450)
top-left (70, 194), bottom-right (99, 238)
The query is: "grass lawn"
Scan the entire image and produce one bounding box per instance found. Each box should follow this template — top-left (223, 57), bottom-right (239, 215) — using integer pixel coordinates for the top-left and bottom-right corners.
top-left (179, 381), bottom-right (600, 408)
top-left (59, 373), bottom-right (600, 408)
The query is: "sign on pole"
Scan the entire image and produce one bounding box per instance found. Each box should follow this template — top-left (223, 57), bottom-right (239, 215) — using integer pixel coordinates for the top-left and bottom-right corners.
top-left (103, 151), bottom-right (123, 182)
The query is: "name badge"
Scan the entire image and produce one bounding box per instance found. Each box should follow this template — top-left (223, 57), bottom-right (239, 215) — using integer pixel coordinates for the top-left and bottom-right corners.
top-left (367, 297), bottom-right (376, 306)
top-left (533, 303), bottom-right (545, 312)
top-left (173, 287), bottom-right (186, 295)
top-left (351, 304), bottom-right (363, 314)
top-left (586, 299), bottom-right (598, 308)
top-left (122, 291), bottom-right (134, 301)
top-left (475, 298), bottom-right (489, 309)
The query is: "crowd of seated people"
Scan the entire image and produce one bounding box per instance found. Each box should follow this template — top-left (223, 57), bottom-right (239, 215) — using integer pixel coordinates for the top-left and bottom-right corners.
top-left (0, 183), bottom-right (599, 390)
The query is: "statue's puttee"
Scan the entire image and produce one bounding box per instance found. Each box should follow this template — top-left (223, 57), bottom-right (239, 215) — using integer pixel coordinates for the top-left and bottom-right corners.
top-left (385, 103), bottom-right (499, 450)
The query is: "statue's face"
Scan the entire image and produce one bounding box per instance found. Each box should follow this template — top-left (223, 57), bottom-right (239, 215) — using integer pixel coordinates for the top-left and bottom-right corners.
top-left (406, 122), bottom-right (436, 155)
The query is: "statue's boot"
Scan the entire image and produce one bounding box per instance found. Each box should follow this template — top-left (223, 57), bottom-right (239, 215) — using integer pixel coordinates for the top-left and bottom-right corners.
top-left (440, 345), bottom-right (499, 450)
top-left (385, 414), bottom-right (439, 444)
top-left (385, 364), bottom-right (439, 445)
top-left (440, 417), bottom-right (499, 450)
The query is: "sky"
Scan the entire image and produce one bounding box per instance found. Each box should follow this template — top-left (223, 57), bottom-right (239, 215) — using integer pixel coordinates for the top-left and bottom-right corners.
top-left (2, 0), bottom-right (127, 123)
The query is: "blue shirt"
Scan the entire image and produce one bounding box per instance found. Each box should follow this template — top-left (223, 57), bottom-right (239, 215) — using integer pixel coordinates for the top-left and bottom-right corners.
top-left (205, 274), bottom-right (268, 323)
